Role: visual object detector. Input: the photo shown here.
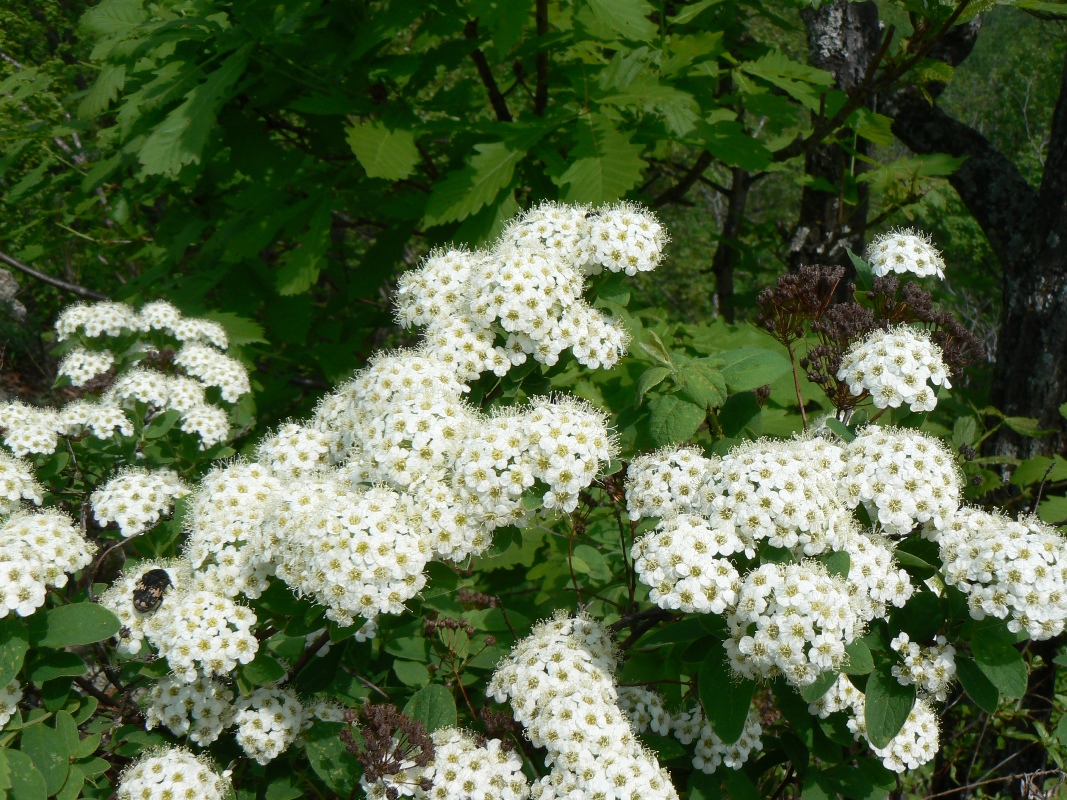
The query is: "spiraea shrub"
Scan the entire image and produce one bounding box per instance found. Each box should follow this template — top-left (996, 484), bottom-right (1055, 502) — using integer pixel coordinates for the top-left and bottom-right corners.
top-left (0, 207), bottom-right (1061, 800)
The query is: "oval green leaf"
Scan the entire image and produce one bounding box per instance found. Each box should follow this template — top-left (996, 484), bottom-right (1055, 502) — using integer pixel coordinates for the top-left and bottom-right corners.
top-left (864, 662), bottom-right (916, 748)
top-left (403, 684), bottom-right (457, 734)
top-left (28, 603), bottom-right (121, 649)
top-left (698, 648), bottom-right (755, 744)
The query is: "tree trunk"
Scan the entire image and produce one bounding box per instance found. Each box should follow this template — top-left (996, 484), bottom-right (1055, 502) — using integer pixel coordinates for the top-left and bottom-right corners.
top-left (789, 1), bottom-right (881, 271)
top-left (710, 168), bottom-right (750, 323)
top-left (888, 39), bottom-right (1067, 458)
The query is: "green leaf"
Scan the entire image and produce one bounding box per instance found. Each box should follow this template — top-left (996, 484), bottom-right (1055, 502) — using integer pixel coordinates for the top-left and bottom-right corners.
top-left (80, 0), bottom-right (146, 37)
top-left (27, 603), bottom-right (121, 648)
top-left (1002, 416), bottom-right (1054, 438)
top-left (0, 618), bottom-right (29, 687)
top-left (740, 51), bottom-right (833, 111)
top-left (143, 409), bottom-right (181, 439)
top-left (402, 684), bottom-right (457, 733)
top-left (688, 770), bottom-right (722, 800)
top-left (825, 417), bottom-right (856, 443)
top-left (202, 312), bottom-right (268, 346)
top-left (27, 652), bottom-right (86, 684)
top-left (675, 358), bottom-right (728, 410)
top-left (304, 721), bottom-right (363, 796)
top-left (636, 366), bottom-right (672, 406)
top-left (721, 769), bottom-right (760, 800)
top-left (265, 779), bottom-right (304, 800)
top-left (79, 63), bottom-right (126, 118)
top-left (956, 655), bottom-right (999, 714)
top-left (718, 391), bottom-right (762, 439)
top-left (719, 348), bottom-right (791, 393)
top-left (670, 0), bottom-right (723, 25)
top-left (138, 45), bottom-right (253, 177)
top-left (701, 120), bottom-right (772, 171)
top-left (698, 649), bottom-right (755, 744)
top-left (819, 550), bottom-right (850, 579)
top-left (424, 142), bottom-right (524, 227)
top-left (277, 202), bottom-right (333, 296)
top-left (648, 395), bottom-right (705, 447)
top-left (843, 640), bottom-right (874, 675)
top-left (6, 749), bottom-right (47, 800)
top-left (846, 247), bottom-right (873, 291)
top-left (800, 669), bottom-right (840, 704)
top-left (20, 723), bottom-right (70, 796)
top-left (851, 108), bottom-right (894, 146)
top-left (1057, 712), bottom-right (1067, 746)
top-left (393, 660), bottom-right (430, 687)
top-left (54, 765), bottom-right (84, 800)
top-left (971, 636), bottom-right (1027, 700)
top-left (346, 122), bottom-right (420, 181)
top-left (0, 748), bottom-right (9, 792)
top-left (239, 652), bottom-right (287, 686)
top-left (864, 662), bottom-right (916, 748)
top-left (586, 0), bottom-right (658, 41)
top-left (560, 114), bottom-right (645, 204)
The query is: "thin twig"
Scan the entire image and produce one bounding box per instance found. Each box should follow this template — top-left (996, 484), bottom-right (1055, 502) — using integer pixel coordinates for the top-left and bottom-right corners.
top-left (286, 630), bottom-right (332, 681)
top-left (464, 20), bottom-right (513, 122)
top-left (0, 251), bottom-right (109, 301)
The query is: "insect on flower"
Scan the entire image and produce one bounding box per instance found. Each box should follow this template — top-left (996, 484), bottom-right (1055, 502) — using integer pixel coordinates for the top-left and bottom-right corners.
top-left (132, 568), bottom-right (173, 613)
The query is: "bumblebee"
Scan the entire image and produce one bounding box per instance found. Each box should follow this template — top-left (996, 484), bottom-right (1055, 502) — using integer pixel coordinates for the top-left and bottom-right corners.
top-left (132, 568), bottom-right (173, 614)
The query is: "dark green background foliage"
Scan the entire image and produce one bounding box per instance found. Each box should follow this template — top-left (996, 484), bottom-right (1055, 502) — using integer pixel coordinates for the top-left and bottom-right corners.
top-left (3, 1), bottom-right (1067, 799)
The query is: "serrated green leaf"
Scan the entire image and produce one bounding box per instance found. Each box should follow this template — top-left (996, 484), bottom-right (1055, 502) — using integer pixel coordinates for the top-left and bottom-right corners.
top-left (864, 662), bottom-right (916, 748)
top-left (80, 0), bottom-right (146, 37)
top-left (670, 0), bottom-right (724, 25)
top-left (424, 142), bottom-right (524, 227)
top-left (846, 247), bottom-right (873, 291)
top-left (699, 649), bottom-right (755, 743)
top-left (277, 202), bottom-right (333, 295)
top-left (636, 366), bottom-right (672, 406)
top-left (27, 603), bottom-right (121, 648)
top-left (138, 45), bottom-right (252, 177)
top-left (719, 347), bottom-right (791, 392)
top-left (79, 63), bottom-right (126, 118)
top-left (701, 120), bottom-right (772, 171)
top-left (586, 0), bottom-right (658, 41)
top-left (648, 394), bottom-right (705, 447)
top-left (402, 684), bottom-right (457, 733)
top-left (346, 122), bottom-right (420, 181)
top-left (560, 114), bottom-right (645, 204)
top-left (675, 358), bottom-right (727, 410)
top-left (202, 312), bottom-right (268, 346)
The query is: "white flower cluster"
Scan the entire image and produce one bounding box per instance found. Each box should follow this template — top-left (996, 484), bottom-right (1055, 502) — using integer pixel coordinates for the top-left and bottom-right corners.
top-left (57, 299), bottom-right (228, 348)
top-left (0, 511), bottom-right (94, 617)
top-left (58, 399), bottom-right (133, 440)
top-left (184, 461), bottom-right (280, 599)
top-left (109, 369), bottom-right (232, 449)
top-left (867, 229), bottom-right (946, 280)
top-left (91, 467), bottom-right (190, 537)
top-left (117, 747), bottom-right (232, 800)
top-left (145, 674), bottom-right (235, 746)
top-left (366, 727), bottom-right (531, 800)
top-left (174, 343), bottom-right (250, 403)
top-left (58, 346), bottom-right (114, 387)
top-left (936, 508), bottom-right (1067, 640)
top-left (631, 514), bottom-right (741, 614)
top-left (488, 614), bottom-right (678, 800)
top-left (142, 587), bottom-right (259, 682)
top-left (0, 453), bottom-right (41, 515)
top-left (624, 446), bottom-right (717, 521)
top-left (396, 201), bottom-right (665, 375)
top-left (0, 679), bottom-right (22, 728)
top-left (0, 401), bottom-right (61, 456)
top-left (101, 561), bottom-right (184, 655)
top-left (233, 685), bottom-right (305, 765)
top-left (837, 327), bottom-right (950, 413)
top-left (709, 437), bottom-right (849, 555)
top-left (810, 675), bottom-right (939, 773)
top-left (725, 562), bottom-right (865, 687)
top-left (670, 706), bottom-right (763, 774)
top-left (890, 633), bottom-right (957, 702)
top-left (841, 529), bottom-right (915, 618)
top-left (256, 422), bottom-right (331, 479)
top-left (842, 427), bottom-right (960, 536)
top-left (272, 480), bottom-right (430, 627)
top-left (617, 687), bottom-right (671, 736)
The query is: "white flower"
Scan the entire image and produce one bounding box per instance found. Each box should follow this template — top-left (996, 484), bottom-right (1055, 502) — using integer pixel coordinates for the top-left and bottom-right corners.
top-left (117, 747), bottom-right (231, 800)
top-left (837, 326), bottom-right (950, 413)
top-left (890, 633), bottom-right (957, 702)
top-left (92, 467), bottom-right (190, 537)
top-left (0, 453), bottom-right (42, 515)
top-left (56, 301), bottom-right (142, 341)
top-left (842, 426), bottom-right (960, 536)
top-left (0, 511), bottom-right (94, 617)
top-left (867, 228), bottom-right (945, 280)
top-left (174, 343), bottom-right (250, 403)
top-left (0, 680), bottom-right (22, 728)
top-left (625, 445), bottom-right (719, 522)
top-left (233, 685), bottom-right (304, 765)
top-left (0, 401), bottom-right (61, 456)
top-left (145, 674), bottom-right (235, 745)
top-left (670, 706), bottom-right (763, 774)
top-left (58, 347), bottom-right (114, 387)
top-left (618, 687), bottom-right (672, 735)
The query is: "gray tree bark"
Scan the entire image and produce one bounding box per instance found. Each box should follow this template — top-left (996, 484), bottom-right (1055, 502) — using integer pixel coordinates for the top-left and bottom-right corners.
top-left (789, 1), bottom-right (882, 270)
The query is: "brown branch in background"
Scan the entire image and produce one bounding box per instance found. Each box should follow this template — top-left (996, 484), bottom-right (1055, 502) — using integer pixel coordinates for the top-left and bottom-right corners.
top-left (653, 149), bottom-right (714, 206)
top-left (0, 250), bottom-right (109, 300)
top-left (286, 630), bottom-right (332, 681)
top-left (464, 20), bottom-right (513, 122)
top-left (534, 0), bottom-right (549, 115)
